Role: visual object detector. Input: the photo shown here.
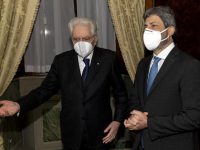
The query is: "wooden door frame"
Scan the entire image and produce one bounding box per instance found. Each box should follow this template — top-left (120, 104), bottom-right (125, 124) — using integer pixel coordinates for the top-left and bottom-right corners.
top-left (145, 0), bottom-right (155, 9)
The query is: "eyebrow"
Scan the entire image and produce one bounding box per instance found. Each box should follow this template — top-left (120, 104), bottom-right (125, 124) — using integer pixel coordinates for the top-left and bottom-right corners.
top-left (144, 22), bottom-right (160, 26)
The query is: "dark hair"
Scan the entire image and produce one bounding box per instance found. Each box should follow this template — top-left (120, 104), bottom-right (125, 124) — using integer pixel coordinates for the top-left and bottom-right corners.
top-left (144, 6), bottom-right (176, 28)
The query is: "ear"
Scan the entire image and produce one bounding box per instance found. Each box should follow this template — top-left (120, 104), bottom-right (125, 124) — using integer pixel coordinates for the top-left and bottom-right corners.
top-left (167, 26), bottom-right (175, 37)
top-left (92, 36), bottom-right (98, 46)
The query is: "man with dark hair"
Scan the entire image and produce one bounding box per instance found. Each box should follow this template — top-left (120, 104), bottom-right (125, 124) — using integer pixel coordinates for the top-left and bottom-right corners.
top-left (124, 6), bottom-right (200, 150)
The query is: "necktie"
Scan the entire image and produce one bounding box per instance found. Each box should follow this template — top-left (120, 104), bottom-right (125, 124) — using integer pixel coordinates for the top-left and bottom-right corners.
top-left (147, 56), bottom-right (161, 95)
top-left (82, 58), bottom-right (90, 81)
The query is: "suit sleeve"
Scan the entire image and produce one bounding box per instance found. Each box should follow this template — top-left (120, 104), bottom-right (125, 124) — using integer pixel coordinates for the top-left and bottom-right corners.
top-left (128, 60), bottom-right (143, 113)
top-left (18, 56), bottom-right (60, 115)
top-left (111, 57), bottom-right (128, 123)
top-left (148, 59), bottom-right (200, 140)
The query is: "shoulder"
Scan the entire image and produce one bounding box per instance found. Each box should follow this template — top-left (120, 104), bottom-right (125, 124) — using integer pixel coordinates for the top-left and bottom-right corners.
top-left (94, 46), bottom-right (116, 60)
top-left (167, 47), bottom-right (200, 77)
top-left (94, 46), bottom-right (115, 55)
top-left (52, 50), bottom-right (76, 62)
top-left (55, 50), bottom-right (75, 58)
top-left (48, 50), bottom-right (76, 67)
top-left (138, 55), bottom-right (152, 68)
top-left (176, 48), bottom-right (200, 67)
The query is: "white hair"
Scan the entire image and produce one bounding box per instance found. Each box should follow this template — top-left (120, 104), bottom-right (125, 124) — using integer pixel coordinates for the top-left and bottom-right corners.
top-left (68, 17), bottom-right (97, 36)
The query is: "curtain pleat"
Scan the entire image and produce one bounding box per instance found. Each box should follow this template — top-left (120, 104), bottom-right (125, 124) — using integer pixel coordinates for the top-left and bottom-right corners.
top-left (108, 0), bottom-right (145, 81)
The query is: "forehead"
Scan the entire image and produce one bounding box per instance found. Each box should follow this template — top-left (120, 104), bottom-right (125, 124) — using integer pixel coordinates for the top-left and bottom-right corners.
top-left (72, 24), bottom-right (92, 37)
top-left (145, 15), bottom-right (164, 26)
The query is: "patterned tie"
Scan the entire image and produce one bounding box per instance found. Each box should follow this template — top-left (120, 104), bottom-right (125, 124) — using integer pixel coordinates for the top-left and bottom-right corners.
top-left (147, 56), bottom-right (161, 95)
top-left (82, 58), bottom-right (90, 81)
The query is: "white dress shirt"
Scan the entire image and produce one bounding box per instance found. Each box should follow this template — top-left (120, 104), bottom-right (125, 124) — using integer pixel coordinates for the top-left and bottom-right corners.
top-left (77, 51), bottom-right (93, 75)
top-left (149, 42), bottom-right (175, 72)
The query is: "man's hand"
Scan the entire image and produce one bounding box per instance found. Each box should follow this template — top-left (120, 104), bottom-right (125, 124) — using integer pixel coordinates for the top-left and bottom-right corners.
top-left (124, 110), bottom-right (148, 130)
top-left (102, 121), bottom-right (120, 144)
top-left (0, 100), bottom-right (20, 117)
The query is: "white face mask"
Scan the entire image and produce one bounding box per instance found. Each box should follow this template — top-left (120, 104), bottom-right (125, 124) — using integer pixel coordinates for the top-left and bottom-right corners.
top-left (143, 28), bottom-right (169, 51)
top-left (74, 41), bottom-right (93, 58)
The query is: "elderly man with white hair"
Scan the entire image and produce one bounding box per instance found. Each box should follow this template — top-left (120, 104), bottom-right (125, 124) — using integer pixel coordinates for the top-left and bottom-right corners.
top-left (0, 17), bottom-right (128, 150)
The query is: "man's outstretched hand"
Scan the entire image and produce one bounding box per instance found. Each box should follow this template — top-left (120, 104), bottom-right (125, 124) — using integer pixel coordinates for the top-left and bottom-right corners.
top-left (0, 100), bottom-right (20, 117)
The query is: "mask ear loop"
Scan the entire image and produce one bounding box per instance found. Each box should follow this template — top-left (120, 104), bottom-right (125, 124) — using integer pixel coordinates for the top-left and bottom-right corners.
top-left (160, 28), bottom-right (169, 42)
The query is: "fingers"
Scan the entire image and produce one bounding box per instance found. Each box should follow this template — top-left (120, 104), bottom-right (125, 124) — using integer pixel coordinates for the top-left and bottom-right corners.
top-left (102, 122), bottom-right (119, 144)
top-left (130, 110), bottom-right (148, 118)
top-left (0, 100), bottom-right (7, 106)
top-left (130, 110), bottom-right (142, 115)
top-left (0, 102), bottom-right (7, 117)
top-left (103, 124), bottom-right (113, 143)
top-left (124, 119), bottom-right (130, 127)
top-left (0, 101), bottom-right (20, 117)
top-left (128, 116), bottom-right (138, 125)
top-left (124, 119), bottom-right (137, 130)
top-left (0, 107), bottom-right (10, 117)
top-left (104, 124), bottom-right (111, 133)
top-left (124, 110), bottom-right (149, 131)
top-left (102, 131), bottom-right (116, 144)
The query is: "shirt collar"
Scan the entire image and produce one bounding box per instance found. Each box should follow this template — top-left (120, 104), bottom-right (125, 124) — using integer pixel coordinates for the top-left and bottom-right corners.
top-left (78, 50), bottom-right (94, 63)
top-left (154, 42), bottom-right (175, 59)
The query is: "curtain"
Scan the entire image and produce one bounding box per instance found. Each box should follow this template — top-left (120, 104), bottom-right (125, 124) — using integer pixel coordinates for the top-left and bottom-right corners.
top-left (76, 0), bottom-right (116, 51)
top-left (24, 0), bottom-right (75, 73)
top-left (0, 136), bottom-right (2, 150)
top-left (0, 0), bottom-right (40, 96)
top-left (108, 0), bottom-right (145, 81)
top-left (0, 0), bottom-right (40, 149)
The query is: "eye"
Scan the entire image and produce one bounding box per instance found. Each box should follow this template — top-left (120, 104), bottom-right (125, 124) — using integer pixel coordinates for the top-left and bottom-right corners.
top-left (82, 37), bottom-right (92, 41)
top-left (72, 36), bottom-right (94, 42)
top-left (151, 24), bottom-right (158, 28)
top-left (72, 37), bottom-right (81, 42)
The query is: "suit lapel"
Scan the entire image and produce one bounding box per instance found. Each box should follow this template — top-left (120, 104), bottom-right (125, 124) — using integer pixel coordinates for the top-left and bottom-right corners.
top-left (148, 47), bottom-right (179, 96)
top-left (70, 51), bottom-right (82, 88)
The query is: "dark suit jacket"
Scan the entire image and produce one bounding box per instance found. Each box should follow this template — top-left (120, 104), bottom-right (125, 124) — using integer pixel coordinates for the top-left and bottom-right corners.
top-left (130, 46), bottom-right (200, 150)
top-left (18, 47), bottom-right (127, 149)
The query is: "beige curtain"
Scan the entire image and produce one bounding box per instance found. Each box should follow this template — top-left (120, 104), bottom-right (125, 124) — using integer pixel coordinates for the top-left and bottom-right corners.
top-left (108, 0), bottom-right (145, 81)
top-left (0, 0), bottom-right (40, 149)
top-left (0, 0), bottom-right (40, 95)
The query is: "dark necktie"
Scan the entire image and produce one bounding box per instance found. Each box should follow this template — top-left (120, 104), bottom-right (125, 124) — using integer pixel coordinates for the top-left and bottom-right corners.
top-left (82, 58), bottom-right (90, 81)
top-left (147, 56), bottom-right (161, 95)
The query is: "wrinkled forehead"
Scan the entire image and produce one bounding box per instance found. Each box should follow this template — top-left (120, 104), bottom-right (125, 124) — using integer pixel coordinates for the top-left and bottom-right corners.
top-left (144, 15), bottom-right (164, 27)
top-left (72, 24), bottom-right (92, 37)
